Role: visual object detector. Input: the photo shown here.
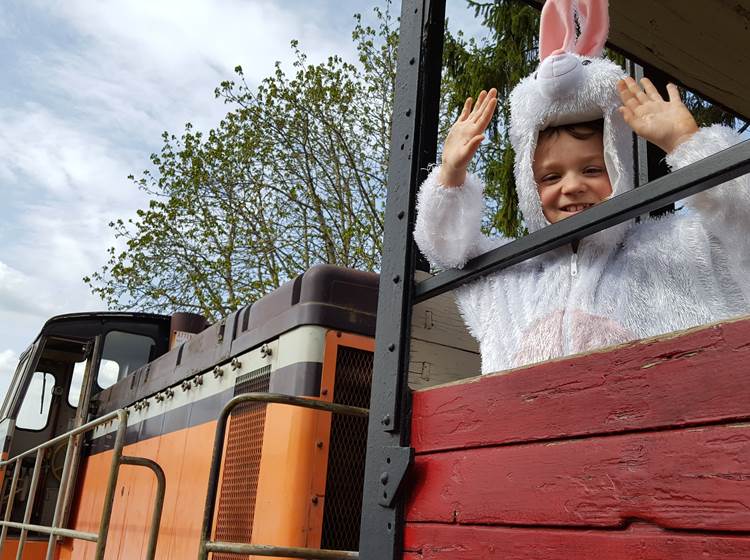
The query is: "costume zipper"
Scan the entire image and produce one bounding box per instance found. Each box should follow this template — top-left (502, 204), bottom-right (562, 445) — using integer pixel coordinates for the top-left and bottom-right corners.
top-left (562, 244), bottom-right (579, 356)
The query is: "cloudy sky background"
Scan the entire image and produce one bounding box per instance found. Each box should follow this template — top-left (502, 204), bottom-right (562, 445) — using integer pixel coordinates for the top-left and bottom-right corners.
top-left (0, 0), bottom-right (483, 401)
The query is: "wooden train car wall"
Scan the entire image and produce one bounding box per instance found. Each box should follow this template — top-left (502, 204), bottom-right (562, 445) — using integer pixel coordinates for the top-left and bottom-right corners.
top-left (404, 316), bottom-right (750, 559)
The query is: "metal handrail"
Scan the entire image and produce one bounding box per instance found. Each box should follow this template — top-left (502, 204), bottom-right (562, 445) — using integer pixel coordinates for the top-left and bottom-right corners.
top-left (415, 138), bottom-right (750, 303)
top-left (198, 392), bottom-right (369, 560)
top-left (0, 409), bottom-right (166, 560)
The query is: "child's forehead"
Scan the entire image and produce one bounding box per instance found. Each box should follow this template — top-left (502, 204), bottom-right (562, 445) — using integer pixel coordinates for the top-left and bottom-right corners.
top-left (534, 131), bottom-right (605, 163)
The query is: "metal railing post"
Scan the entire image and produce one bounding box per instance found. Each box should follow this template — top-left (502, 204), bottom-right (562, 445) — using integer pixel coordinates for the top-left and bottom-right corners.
top-left (15, 448), bottom-right (46, 560)
top-left (0, 461), bottom-right (22, 550)
top-left (93, 409), bottom-right (128, 560)
top-left (0, 409), bottom-right (149, 558)
top-left (120, 456), bottom-right (166, 560)
top-left (45, 436), bottom-right (77, 560)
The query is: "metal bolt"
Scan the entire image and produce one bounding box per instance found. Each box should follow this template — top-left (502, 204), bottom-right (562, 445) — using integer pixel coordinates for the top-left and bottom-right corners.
top-left (380, 472), bottom-right (389, 485)
top-left (231, 358), bottom-right (241, 370)
top-left (388, 343), bottom-right (395, 352)
top-left (316, 440), bottom-right (324, 449)
top-left (193, 375), bottom-right (203, 387)
top-left (165, 388), bottom-right (174, 399)
top-left (409, 57), bottom-right (415, 65)
top-left (213, 366), bottom-right (224, 378)
top-left (397, 210), bottom-right (405, 220)
top-left (393, 275), bottom-right (400, 283)
top-left (382, 415), bottom-right (391, 426)
top-left (181, 380), bottom-right (191, 391)
top-left (155, 393), bottom-right (164, 402)
top-left (321, 388), bottom-right (328, 396)
top-left (311, 496), bottom-right (319, 505)
top-left (260, 344), bottom-right (272, 358)
top-left (405, 108), bottom-right (412, 117)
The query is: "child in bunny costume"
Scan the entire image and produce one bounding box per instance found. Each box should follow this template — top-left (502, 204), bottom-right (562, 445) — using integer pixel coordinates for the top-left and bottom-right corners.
top-left (414, 0), bottom-right (750, 374)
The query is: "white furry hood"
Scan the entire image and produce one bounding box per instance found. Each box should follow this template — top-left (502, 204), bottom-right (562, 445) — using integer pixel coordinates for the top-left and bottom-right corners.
top-left (509, 56), bottom-right (633, 235)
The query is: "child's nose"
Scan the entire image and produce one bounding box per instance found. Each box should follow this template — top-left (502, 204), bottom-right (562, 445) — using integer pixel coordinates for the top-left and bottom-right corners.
top-left (560, 176), bottom-right (586, 195)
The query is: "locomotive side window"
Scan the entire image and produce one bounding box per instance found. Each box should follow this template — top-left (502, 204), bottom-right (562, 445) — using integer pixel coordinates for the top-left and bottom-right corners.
top-left (15, 371), bottom-right (56, 431)
top-left (98, 330), bottom-right (156, 388)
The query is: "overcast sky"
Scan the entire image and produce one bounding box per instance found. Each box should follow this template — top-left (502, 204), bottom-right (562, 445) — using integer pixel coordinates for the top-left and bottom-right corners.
top-left (0, 1), bottom-right (484, 401)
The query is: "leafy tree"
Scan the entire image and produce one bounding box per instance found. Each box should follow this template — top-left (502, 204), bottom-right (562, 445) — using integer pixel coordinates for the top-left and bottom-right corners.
top-left (88, 0), bottom-right (741, 320)
top-left (85, 5), bottom-right (398, 321)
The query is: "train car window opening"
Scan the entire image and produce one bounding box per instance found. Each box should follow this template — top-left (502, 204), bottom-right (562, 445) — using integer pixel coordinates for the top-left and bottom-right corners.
top-left (16, 371), bottom-right (56, 431)
top-left (98, 330), bottom-right (156, 388)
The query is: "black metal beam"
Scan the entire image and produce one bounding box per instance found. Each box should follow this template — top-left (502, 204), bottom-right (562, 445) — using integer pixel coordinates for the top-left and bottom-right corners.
top-left (358, 0), bottom-right (445, 558)
top-left (415, 139), bottom-right (750, 303)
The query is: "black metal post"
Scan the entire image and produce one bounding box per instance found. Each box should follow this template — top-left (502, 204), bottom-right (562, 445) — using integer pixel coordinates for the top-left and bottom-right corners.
top-left (358, 0), bottom-right (445, 558)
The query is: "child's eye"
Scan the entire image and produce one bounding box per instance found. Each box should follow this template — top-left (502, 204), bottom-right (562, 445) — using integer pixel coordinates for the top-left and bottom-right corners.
top-left (584, 167), bottom-right (603, 175)
top-left (538, 174), bottom-right (560, 185)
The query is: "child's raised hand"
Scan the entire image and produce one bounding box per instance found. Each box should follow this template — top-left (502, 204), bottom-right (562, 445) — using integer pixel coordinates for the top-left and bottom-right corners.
top-left (439, 88), bottom-right (497, 187)
top-left (617, 77), bottom-right (698, 154)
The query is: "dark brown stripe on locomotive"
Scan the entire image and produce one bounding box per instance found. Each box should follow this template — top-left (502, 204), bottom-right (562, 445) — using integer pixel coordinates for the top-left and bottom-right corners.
top-left (85, 362), bottom-right (323, 456)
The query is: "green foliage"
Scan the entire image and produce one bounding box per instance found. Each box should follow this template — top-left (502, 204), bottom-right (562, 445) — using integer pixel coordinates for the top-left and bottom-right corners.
top-left (442, 0), bottom-right (540, 238)
top-left (86, 5), bottom-right (398, 321)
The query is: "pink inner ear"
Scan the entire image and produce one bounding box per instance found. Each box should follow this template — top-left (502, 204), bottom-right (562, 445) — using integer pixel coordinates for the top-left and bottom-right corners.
top-left (539, 0), bottom-right (576, 61)
top-left (575, 0), bottom-right (610, 57)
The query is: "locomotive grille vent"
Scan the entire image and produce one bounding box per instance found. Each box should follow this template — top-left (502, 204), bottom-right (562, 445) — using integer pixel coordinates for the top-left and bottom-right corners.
top-left (320, 346), bottom-right (373, 551)
top-left (214, 364), bottom-right (271, 560)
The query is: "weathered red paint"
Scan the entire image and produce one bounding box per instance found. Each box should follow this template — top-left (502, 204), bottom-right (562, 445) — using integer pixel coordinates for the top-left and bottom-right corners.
top-left (404, 523), bottom-right (750, 559)
top-left (407, 423), bottom-right (750, 529)
top-left (405, 317), bottom-right (750, 559)
top-left (412, 319), bottom-right (750, 454)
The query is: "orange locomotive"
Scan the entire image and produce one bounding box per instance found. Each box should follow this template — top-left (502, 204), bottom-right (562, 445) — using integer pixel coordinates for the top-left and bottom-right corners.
top-left (0, 265), bottom-right (377, 559)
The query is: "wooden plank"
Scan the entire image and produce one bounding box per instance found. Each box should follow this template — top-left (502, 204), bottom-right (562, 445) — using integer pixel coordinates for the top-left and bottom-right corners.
top-left (404, 522), bottom-right (750, 559)
top-left (406, 423), bottom-right (750, 530)
top-left (412, 318), bottom-right (750, 454)
top-left (609, 0), bottom-right (750, 119)
top-left (409, 341), bottom-right (479, 390)
top-left (411, 272), bottom-right (478, 352)
top-left (409, 271), bottom-right (480, 389)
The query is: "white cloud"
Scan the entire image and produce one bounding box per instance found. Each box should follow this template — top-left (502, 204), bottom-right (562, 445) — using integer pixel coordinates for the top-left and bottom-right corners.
top-left (0, 0), bottom-right (367, 365)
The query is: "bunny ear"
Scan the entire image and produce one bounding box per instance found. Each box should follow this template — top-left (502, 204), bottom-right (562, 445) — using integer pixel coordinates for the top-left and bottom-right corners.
top-left (575, 0), bottom-right (609, 57)
top-left (539, 0), bottom-right (577, 61)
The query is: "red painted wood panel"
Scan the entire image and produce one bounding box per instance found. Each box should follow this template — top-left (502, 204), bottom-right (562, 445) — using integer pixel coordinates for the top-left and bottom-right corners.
top-left (404, 523), bottom-right (750, 559)
top-left (407, 422), bottom-right (750, 530)
top-left (412, 319), bottom-right (750, 454)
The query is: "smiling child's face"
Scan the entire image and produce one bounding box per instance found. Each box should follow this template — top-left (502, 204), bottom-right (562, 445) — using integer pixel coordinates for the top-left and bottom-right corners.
top-left (533, 128), bottom-right (612, 224)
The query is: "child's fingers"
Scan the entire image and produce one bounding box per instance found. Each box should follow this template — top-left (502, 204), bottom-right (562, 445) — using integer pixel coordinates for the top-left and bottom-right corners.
top-left (640, 78), bottom-right (663, 102)
top-left (666, 83), bottom-right (681, 103)
top-left (465, 134), bottom-right (485, 156)
top-left (458, 97), bottom-right (473, 122)
top-left (477, 97), bottom-right (497, 130)
top-left (617, 79), bottom-right (640, 109)
top-left (618, 106), bottom-right (635, 127)
top-left (624, 76), bottom-right (649, 104)
top-left (472, 90), bottom-right (488, 118)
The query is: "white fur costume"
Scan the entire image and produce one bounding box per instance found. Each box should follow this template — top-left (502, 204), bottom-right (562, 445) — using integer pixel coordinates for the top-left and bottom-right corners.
top-left (413, 0), bottom-right (749, 374)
